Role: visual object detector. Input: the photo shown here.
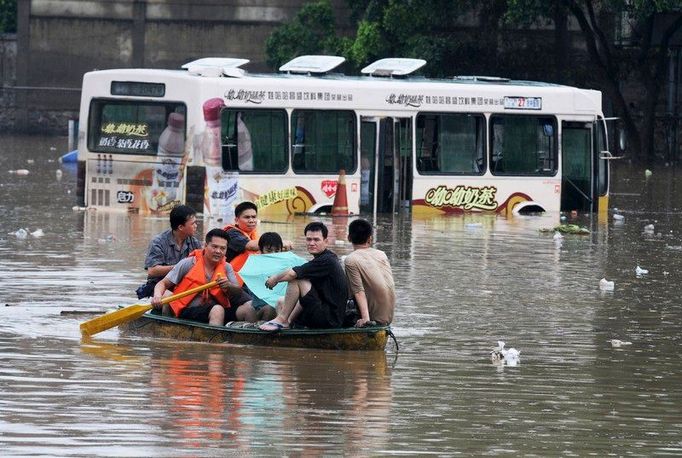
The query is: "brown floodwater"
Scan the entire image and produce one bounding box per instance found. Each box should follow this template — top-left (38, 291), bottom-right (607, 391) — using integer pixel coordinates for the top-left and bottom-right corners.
top-left (1, 134), bottom-right (682, 456)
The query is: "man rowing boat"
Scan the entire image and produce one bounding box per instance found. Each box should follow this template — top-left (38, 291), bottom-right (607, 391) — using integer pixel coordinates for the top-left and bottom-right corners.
top-left (151, 228), bottom-right (256, 326)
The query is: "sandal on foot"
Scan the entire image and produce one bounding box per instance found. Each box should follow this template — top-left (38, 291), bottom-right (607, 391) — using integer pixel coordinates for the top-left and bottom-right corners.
top-left (259, 320), bottom-right (289, 332)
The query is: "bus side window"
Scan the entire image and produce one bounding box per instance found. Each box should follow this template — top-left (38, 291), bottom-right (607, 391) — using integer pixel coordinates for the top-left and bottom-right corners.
top-left (417, 113), bottom-right (484, 175)
top-left (291, 110), bottom-right (356, 174)
top-left (222, 108), bottom-right (287, 173)
top-left (293, 113), bottom-right (305, 170)
top-left (222, 111), bottom-right (239, 171)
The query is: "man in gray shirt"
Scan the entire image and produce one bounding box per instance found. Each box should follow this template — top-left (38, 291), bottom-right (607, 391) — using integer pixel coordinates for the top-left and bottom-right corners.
top-left (136, 205), bottom-right (202, 299)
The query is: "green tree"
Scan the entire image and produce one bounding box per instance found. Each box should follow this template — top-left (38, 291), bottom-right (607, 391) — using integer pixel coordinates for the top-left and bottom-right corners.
top-left (265, 0), bottom-right (343, 69)
top-left (267, 0), bottom-right (682, 163)
top-left (0, 0), bottom-right (17, 33)
top-left (506, 0), bottom-right (682, 164)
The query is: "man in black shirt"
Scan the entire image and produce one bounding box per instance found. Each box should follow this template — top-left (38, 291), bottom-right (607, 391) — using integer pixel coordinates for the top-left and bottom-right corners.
top-left (259, 222), bottom-right (347, 330)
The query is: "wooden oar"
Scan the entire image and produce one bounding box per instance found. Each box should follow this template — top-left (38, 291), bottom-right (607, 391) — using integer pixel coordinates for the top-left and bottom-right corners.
top-left (80, 280), bottom-right (219, 337)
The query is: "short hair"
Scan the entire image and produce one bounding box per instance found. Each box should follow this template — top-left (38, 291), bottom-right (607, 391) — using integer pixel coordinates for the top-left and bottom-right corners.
top-left (170, 205), bottom-right (196, 230)
top-left (348, 219), bottom-right (373, 245)
top-left (258, 232), bottom-right (284, 252)
top-left (304, 221), bottom-right (328, 239)
top-left (205, 228), bottom-right (230, 244)
top-left (234, 201), bottom-right (258, 218)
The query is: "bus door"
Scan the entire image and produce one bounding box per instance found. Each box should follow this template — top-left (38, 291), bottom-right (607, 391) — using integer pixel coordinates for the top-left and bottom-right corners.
top-left (561, 121), bottom-right (594, 212)
top-left (361, 117), bottom-right (412, 214)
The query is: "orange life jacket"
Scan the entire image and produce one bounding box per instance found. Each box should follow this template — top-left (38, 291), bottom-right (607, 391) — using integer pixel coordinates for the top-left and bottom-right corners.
top-left (223, 224), bottom-right (259, 285)
top-left (169, 249), bottom-right (231, 317)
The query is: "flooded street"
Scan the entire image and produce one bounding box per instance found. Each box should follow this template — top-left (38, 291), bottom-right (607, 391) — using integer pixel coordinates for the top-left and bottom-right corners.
top-left (2, 134), bottom-right (682, 456)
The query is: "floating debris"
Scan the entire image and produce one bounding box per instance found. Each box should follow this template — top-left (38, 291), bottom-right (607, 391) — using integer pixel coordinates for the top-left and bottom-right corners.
top-left (26, 159), bottom-right (35, 164)
top-left (11, 228), bottom-right (28, 239)
top-left (643, 224), bottom-right (654, 233)
top-left (540, 224), bottom-right (589, 235)
top-left (490, 341), bottom-right (521, 365)
top-left (30, 228), bottom-right (45, 238)
top-left (635, 265), bottom-right (649, 276)
top-left (613, 214), bottom-right (624, 221)
top-left (645, 169), bottom-right (652, 178)
top-left (608, 339), bottom-right (632, 347)
top-left (56, 169), bottom-right (63, 180)
top-left (553, 231), bottom-right (564, 240)
top-left (9, 169), bottom-right (30, 175)
top-left (599, 278), bottom-right (615, 291)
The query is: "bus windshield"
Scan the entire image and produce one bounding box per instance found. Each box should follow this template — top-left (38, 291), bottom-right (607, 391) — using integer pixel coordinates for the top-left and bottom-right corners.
top-left (88, 99), bottom-right (186, 155)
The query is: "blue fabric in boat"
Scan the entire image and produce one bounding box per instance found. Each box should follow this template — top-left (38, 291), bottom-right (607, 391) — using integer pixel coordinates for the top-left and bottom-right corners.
top-left (239, 252), bottom-right (307, 306)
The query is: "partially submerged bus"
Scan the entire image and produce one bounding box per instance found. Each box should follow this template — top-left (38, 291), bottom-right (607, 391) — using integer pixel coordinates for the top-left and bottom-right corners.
top-left (76, 55), bottom-right (611, 218)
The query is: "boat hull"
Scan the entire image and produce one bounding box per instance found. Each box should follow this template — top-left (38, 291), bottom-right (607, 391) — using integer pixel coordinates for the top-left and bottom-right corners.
top-left (119, 312), bottom-right (390, 351)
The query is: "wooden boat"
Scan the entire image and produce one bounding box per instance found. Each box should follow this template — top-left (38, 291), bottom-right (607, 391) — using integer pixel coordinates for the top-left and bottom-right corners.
top-left (119, 312), bottom-right (393, 351)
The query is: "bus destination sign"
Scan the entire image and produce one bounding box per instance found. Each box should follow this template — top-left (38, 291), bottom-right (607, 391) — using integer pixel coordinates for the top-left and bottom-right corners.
top-left (111, 81), bottom-right (166, 98)
top-left (503, 96), bottom-right (542, 110)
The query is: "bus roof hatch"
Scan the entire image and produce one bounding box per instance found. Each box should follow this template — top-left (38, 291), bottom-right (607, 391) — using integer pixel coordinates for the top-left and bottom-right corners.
top-left (279, 55), bottom-right (346, 74)
top-left (361, 58), bottom-right (426, 77)
top-left (181, 58), bottom-right (250, 77)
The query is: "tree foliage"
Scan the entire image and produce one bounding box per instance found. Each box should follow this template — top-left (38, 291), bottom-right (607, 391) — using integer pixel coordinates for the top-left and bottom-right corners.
top-left (265, 0), bottom-right (342, 69)
top-left (507, 0), bottom-right (682, 163)
top-left (0, 0), bottom-right (17, 34)
top-left (267, 0), bottom-right (682, 163)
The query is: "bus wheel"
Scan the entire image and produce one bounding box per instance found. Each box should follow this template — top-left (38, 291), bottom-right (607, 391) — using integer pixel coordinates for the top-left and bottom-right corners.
top-left (514, 203), bottom-right (545, 215)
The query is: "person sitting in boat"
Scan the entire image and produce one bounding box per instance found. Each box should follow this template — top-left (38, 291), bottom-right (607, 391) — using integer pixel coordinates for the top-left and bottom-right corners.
top-left (247, 232), bottom-right (285, 321)
top-left (136, 204), bottom-right (202, 300)
top-left (223, 201), bottom-right (293, 276)
top-left (344, 219), bottom-right (396, 327)
top-left (259, 222), bottom-right (347, 331)
top-left (151, 228), bottom-right (257, 326)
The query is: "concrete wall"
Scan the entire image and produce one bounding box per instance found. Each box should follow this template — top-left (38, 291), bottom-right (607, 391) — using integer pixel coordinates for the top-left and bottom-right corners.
top-left (5, 0), bottom-right (350, 134)
top-left (0, 33), bottom-right (17, 128)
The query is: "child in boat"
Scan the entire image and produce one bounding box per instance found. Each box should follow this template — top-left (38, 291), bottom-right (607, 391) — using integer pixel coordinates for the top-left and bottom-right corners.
top-left (249, 232), bottom-right (285, 321)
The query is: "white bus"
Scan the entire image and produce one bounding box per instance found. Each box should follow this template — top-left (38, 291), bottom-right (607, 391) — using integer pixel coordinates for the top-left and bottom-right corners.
top-left (76, 55), bottom-right (611, 218)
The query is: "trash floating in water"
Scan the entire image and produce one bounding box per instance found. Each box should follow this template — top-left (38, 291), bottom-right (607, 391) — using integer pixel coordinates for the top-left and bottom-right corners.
top-left (30, 228), bottom-right (45, 238)
top-left (540, 224), bottom-right (589, 235)
top-left (72, 206), bottom-right (87, 211)
top-left (49, 146), bottom-right (56, 151)
top-left (490, 341), bottom-right (521, 365)
top-left (635, 265), bottom-right (649, 276)
top-left (553, 231), bottom-right (564, 241)
top-left (11, 228), bottom-right (28, 239)
top-left (26, 159), bottom-right (35, 164)
top-left (608, 339), bottom-right (632, 347)
top-left (643, 224), bottom-right (654, 233)
top-left (613, 214), bottom-right (624, 221)
top-left (645, 169), bottom-right (652, 178)
top-left (97, 234), bottom-right (117, 244)
top-left (9, 169), bottom-right (30, 175)
top-left (56, 169), bottom-right (63, 180)
top-left (599, 278), bottom-right (615, 291)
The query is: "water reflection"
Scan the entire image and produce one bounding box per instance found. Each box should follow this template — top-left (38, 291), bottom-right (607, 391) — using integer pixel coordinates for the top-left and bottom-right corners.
top-left (146, 344), bottom-right (392, 455)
